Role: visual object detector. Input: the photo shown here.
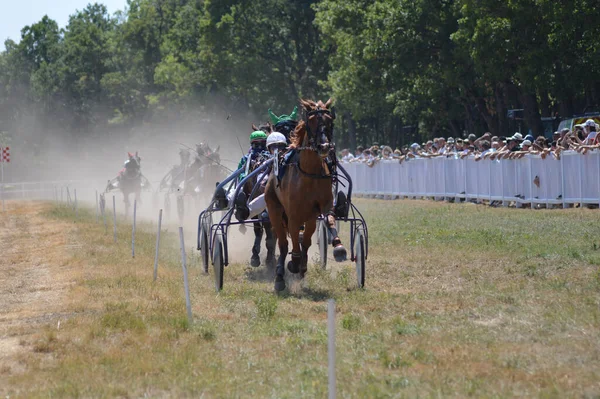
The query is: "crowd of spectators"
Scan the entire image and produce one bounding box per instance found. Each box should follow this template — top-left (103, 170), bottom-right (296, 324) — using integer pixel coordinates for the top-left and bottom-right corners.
top-left (339, 119), bottom-right (600, 165)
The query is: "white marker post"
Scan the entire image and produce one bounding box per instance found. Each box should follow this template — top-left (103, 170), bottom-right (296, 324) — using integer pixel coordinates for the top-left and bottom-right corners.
top-left (1, 156), bottom-right (4, 212)
top-left (179, 226), bottom-right (193, 324)
top-left (74, 189), bottom-right (78, 217)
top-left (328, 299), bottom-right (336, 399)
top-left (66, 187), bottom-right (71, 206)
top-left (153, 209), bottom-right (163, 282)
top-left (132, 200), bottom-right (136, 258)
top-left (61, 187), bottom-right (64, 203)
top-left (112, 195), bottom-right (117, 243)
top-left (95, 190), bottom-right (99, 223)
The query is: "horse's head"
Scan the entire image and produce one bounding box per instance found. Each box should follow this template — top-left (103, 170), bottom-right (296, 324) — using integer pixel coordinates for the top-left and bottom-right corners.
top-left (296, 98), bottom-right (336, 158)
top-left (179, 148), bottom-right (190, 164)
top-left (252, 122), bottom-right (273, 134)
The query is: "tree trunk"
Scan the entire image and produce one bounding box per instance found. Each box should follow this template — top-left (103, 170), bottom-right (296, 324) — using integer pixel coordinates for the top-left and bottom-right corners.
top-left (345, 112), bottom-right (357, 150)
top-left (495, 83), bottom-right (508, 137)
top-left (520, 91), bottom-right (544, 137)
top-left (539, 89), bottom-right (551, 117)
top-left (475, 96), bottom-right (498, 135)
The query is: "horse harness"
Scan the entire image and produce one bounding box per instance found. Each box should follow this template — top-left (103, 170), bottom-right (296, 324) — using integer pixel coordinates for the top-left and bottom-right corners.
top-left (285, 106), bottom-right (337, 180)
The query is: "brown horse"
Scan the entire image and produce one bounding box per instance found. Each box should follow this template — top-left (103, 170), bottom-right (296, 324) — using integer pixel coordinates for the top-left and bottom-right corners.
top-left (265, 98), bottom-right (346, 291)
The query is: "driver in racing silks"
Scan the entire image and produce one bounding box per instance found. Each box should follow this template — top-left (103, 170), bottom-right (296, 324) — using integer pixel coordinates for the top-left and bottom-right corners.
top-left (233, 132), bottom-right (287, 222)
top-left (268, 106), bottom-right (298, 143)
top-left (214, 131), bottom-right (269, 219)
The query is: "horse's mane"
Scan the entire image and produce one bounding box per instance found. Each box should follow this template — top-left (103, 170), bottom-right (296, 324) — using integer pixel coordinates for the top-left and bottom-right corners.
top-left (290, 121), bottom-right (306, 149)
top-left (289, 99), bottom-right (331, 149)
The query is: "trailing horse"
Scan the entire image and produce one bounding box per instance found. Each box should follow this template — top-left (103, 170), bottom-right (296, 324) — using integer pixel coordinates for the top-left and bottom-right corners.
top-left (105, 152), bottom-right (150, 215)
top-left (242, 149), bottom-right (276, 268)
top-left (265, 99), bottom-right (347, 292)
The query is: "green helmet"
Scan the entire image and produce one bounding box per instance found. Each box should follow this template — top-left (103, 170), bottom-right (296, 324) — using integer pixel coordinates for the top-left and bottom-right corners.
top-left (250, 131), bottom-right (268, 142)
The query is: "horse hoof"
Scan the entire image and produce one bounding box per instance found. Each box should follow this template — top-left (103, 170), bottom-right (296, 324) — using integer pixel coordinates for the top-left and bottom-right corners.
top-left (274, 277), bottom-right (286, 292)
top-left (287, 260), bottom-right (300, 274)
top-left (250, 255), bottom-right (260, 268)
top-left (333, 245), bottom-right (347, 262)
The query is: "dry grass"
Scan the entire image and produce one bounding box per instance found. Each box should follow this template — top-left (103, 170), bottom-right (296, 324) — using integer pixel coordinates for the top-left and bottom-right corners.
top-left (1, 199), bottom-right (600, 398)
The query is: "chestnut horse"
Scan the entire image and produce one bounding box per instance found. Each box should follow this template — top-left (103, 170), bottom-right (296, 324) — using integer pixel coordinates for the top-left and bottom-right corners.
top-left (265, 99), bottom-right (346, 292)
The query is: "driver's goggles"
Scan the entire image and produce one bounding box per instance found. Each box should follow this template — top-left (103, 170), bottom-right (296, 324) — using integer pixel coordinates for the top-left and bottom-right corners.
top-left (251, 141), bottom-right (266, 150)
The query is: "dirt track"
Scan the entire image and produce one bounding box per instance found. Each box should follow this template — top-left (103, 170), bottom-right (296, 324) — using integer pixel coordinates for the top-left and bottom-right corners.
top-left (0, 202), bottom-right (79, 375)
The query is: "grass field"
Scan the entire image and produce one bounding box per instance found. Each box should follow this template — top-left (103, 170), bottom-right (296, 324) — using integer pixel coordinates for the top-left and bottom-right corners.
top-left (2, 199), bottom-right (600, 398)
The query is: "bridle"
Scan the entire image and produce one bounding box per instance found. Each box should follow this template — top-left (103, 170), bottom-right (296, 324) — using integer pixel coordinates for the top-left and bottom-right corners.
top-left (298, 107), bottom-right (335, 155)
top-left (290, 106), bottom-right (337, 179)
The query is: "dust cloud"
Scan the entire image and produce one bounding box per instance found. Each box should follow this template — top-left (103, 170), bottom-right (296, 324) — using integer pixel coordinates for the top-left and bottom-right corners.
top-left (3, 104), bottom-right (274, 265)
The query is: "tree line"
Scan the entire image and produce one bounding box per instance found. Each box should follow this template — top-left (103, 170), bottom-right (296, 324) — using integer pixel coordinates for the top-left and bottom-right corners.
top-left (1, 0), bottom-right (599, 150)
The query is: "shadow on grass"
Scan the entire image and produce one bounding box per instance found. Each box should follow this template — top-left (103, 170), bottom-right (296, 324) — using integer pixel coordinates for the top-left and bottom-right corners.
top-left (245, 264), bottom-right (275, 282)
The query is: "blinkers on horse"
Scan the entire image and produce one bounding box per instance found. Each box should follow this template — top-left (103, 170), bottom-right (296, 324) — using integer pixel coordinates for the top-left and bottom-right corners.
top-left (303, 106), bottom-right (336, 157)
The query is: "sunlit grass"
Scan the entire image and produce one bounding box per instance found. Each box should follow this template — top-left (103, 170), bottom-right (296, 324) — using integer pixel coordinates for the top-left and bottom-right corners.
top-left (3, 199), bottom-right (600, 397)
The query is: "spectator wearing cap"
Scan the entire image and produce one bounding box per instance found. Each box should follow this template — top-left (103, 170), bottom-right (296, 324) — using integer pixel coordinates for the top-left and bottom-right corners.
top-left (580, 119), bottom-right (598, 145)
top-left (447, 137), bottom-right (456, 152)
top-left (407, 143), bottom-right (422, 159)
top-left (575, 120), bottom-right (600, 154)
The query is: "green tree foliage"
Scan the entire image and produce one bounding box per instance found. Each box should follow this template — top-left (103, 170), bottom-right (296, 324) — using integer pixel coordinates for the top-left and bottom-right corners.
top-left (1, 0), bottom-right (599, 146)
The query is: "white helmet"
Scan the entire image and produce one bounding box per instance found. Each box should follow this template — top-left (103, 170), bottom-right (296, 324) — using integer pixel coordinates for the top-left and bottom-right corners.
top-left (267, 132), bottom-right (287, 148)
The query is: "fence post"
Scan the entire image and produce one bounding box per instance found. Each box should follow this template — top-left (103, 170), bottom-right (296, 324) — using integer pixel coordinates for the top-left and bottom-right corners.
top-left (101, 195), bottom-right (107, 233)
top-left (153, 209), bottom-right (163, 282)
top-left (74, 189), bottom-right (78, 217)
top-left (132, 200), bottom-right (136, 258)
top-left (328, 299), bottom-right (336, 399)
top-left (113, 195), bottom-right (117, 243)
top-left (179, 227), bottom-right (193, 324)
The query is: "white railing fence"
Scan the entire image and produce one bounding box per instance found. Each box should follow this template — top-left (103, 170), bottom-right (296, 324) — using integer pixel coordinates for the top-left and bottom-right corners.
top-left (0, 180), bottom-right (79, 201)
top-left (342, 150), bottom-right (600, 207)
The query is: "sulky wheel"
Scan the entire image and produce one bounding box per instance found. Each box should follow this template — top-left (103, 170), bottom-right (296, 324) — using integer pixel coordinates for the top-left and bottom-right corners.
top-left (354, 229), bottom-right (366, 288)
top-left (200, 221), bottom-right (210, 274)
top-left (213, 235), bottom-right (224, 292)
top-left (318, 219), bottom-right (328, 270)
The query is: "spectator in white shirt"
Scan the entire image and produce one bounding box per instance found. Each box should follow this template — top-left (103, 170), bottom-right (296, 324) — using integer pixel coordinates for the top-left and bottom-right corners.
top-left (340, 148), bottom-right (355, 162)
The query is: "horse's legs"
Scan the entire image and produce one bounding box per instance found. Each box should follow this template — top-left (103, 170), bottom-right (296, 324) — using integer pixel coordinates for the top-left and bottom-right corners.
top-left (300, 218), bottom-right (317, 277)
top-left (264, 221), bottom-right (276, 268)
top-left (251, 222), bottom-right (263, 267)
top-left (286, 219), bottom-right (303, 274)
top-left (326, 213), bottom-right (347, 262)
top-left (271, 211), bottom-right (288, 291)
